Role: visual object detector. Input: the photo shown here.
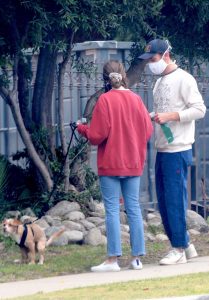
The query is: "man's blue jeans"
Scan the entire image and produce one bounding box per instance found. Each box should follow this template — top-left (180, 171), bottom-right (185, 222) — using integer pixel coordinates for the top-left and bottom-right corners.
top-left (155, 150), bottom-right (193, 248)
top-left (99, 176), bottom-right (145, 257)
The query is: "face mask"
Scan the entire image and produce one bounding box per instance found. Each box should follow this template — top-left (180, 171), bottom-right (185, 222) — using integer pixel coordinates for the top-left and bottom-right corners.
top-left (148, 55), bottom-right (168, 75)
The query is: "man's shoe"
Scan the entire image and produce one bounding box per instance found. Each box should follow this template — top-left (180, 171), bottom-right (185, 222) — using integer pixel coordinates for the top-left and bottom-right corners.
top-left (159, 249), bottom-right (187, 265)
top-left (131, 258), bottom-right (143, 270)
top-left (185, 244), bottom-right (198, 259)
top-left (91, 261), bottom-right (121, 272)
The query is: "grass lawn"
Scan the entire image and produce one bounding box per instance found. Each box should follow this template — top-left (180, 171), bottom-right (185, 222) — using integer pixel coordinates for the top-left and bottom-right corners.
top-left (10, 272), bottom-right (209, 300)
top-left (0, 238), bottom-right (166, 283)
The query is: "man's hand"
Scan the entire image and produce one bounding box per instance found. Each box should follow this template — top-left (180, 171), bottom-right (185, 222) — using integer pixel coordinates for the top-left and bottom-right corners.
top-left (154, 112), bottom-right (180, 124)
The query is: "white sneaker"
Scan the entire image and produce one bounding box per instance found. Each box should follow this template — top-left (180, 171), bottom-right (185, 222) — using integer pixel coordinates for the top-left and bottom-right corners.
top-left (159, 249), bottom-right (187, 265)
top-left (131, 258), bottom-right (143, 270)
top-left (185, 244), bottom-right (198, 259)
top-left (91, 261), bottom-right (121, 272)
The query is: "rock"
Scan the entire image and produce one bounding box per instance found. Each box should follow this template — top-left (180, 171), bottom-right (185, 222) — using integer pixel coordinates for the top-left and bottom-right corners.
top-left (148, 219), bottom-right (162, 227)
top-left (101, 235), bottom-right (107, 245)
top-left (79, 219), bottom-right (96, 230)
top-left (4, 211), bottom-right (21, 219)
top-left (65, 230), bottom-right (84, 243)
top-left (120, 212), bottom-right (128, 224)
top-left (144, 208), bottom-right (156, 214)
top-left (121, 224), bottom-right (129, 233)
top-left (188, 229), bottom-right (201, 236)
top-left (35, 218), bottom-right (50, 229)
top-left (88, 211), bottom-right (105, 218)
top-left (121, 231), bottom-right (130, 244)
top-left (187, 210), bottom-right (209, 232)
top-left (98, 224), bottom-right (106, 235)
top-left (21, 207), bottom-right (36, 217)
top-left (64, 211), bottom-right (85, 221)
top-left (147, 213), bottom-right (157, 220)
top-left (62, 220), bottom-right (84, 231)
top-left (46, 201), bottom-right (80, 217)
top-left (143, 220), bottom-right (148, 230)
top-left (88, 199), bottom-right (105, 215)
top-left (44, 226), bottom-right (68, 246)
top-left (49, 233), bottom-right (69, 246)
top-left (86, 216), bottom-right (105, 226)
top-left (84, 228), bottom-right (103, 246)
top-left (20, 215), bottom-right (38, 224)
top-left (156, 233), bottom-right (168, 241)
top-left (42, 215), bottom-right (62, 226)
top-left (145, 232), bottom-right (156, 242)
top-left (147, 212), bottom-right (162, 227)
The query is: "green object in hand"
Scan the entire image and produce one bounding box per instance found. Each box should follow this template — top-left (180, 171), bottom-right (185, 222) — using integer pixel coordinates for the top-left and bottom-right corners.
top-left (161, 123), bottom-right (174, 144)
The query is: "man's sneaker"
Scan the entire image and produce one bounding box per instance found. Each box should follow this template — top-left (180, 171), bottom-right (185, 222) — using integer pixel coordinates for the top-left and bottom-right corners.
top-left (185, 244), bottom-right (198, 259)
top-left (159, 249), bottom-right (187, 265)
top-left (91, 261), bottom-right (121, 272)
top-left (131, 258), bottom-right (143, 270)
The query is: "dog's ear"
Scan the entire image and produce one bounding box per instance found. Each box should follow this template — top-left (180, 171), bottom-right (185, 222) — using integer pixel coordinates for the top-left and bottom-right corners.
top-left (12, 219), bottom-right (22, 226)
top-left (2, 219), bottom-right (8, 225)
top-left (16, 214), bottom-right (21, 221)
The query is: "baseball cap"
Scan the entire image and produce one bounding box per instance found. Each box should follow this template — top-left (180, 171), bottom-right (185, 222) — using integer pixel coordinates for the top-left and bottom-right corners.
top-left (138, 39), bottom-right (172, 60)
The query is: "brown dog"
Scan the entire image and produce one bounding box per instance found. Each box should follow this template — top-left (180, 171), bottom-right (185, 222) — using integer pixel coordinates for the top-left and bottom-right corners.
top-left (2, 218), bottom-right (65, 264)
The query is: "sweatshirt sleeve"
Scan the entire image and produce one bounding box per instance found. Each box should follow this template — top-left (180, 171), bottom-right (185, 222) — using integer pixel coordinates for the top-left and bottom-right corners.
top-left (178, 75), bottom-right (206, 122)
top-left (77, 95), bottom-right (110, 145)
top-left (140, 100), bottom-right (153, 141)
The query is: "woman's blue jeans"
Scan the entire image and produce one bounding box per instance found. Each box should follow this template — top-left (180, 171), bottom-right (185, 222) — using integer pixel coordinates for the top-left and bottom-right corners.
top-left (99, 176), bottom-right (145, 257)
top-left (155, 150), bottom-right (193, 248)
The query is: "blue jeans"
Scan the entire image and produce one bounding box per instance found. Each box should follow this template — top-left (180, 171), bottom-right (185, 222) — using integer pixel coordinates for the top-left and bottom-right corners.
top-left (155, 150), bottom-right (192, 248)
top-left (99, 176), bottom-right (145, 257)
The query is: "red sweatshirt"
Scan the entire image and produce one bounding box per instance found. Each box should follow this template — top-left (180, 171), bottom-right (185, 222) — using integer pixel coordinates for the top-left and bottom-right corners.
top-left (77, 89), bottom-right (153, 176)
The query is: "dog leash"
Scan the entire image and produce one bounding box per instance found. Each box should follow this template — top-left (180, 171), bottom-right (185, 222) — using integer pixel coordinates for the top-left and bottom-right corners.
top-left (42, 122), bottom-right (88, 214)
top-left (18, 224), bottom-right (28, 248)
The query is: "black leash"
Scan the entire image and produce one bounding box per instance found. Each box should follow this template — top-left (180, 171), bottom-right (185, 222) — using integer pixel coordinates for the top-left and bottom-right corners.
top-left (18, 223), bottom-right (36, 248)
top-left (18, 224), bottom-right (28, 248)
top-left (46, 122), bottom-right (88, 207)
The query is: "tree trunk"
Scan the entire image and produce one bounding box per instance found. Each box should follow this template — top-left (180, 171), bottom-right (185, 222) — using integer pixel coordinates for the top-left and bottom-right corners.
top-left (56, 31), bottom-right (75, 192)
top-left (32, 45), bottom-right (58, 156)
top-left (126, 59), bottom-right (147, 87)
top-left (17, 56), bottom-right (33, 131)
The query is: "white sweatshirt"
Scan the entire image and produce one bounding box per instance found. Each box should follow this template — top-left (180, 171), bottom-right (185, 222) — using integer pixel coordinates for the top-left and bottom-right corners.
top-left (153, 68), bottom-right (206, 152)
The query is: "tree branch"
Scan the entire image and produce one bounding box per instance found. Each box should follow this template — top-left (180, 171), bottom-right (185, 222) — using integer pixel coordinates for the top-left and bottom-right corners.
top-left (83, 59), bottom-right (147, 119)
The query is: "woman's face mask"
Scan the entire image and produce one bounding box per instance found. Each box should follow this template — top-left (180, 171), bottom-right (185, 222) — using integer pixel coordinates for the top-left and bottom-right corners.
top-left (148, 53), bottom-right (168, 75)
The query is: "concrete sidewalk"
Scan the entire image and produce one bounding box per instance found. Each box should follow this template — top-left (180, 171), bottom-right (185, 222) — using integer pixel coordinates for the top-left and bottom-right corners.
top-left (0, 256), bottom-right (209, 299)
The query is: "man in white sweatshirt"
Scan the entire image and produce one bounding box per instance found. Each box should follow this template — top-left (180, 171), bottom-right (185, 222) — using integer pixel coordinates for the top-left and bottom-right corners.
top-left (139, 39), bottom-right (206, 265)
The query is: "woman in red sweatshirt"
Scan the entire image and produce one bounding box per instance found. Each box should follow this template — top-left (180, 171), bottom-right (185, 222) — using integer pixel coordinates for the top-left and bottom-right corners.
top-left (77, 60), bottom-right (153, 272)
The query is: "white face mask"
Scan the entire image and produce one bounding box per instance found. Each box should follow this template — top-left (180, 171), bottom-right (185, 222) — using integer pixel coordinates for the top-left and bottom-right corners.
top-left (148, 54), bottom-right (168, 75)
